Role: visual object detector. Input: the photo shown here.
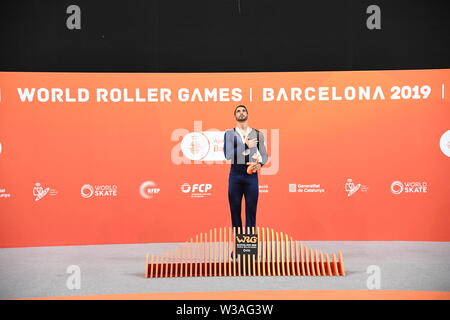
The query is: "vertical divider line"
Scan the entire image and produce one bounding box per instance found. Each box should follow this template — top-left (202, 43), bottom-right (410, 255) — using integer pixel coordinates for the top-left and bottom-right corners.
top-left (294, 241), bottom-right (300, 276)
top-left (300, 242), bottom-right (304, 276)
top-left (175, 248), bottom-right (178, 277)
top-left (285, 234), bottom-right (290, 276)
top-left (190, 238), bottom-right (193, 277)
top-left (267, 227), bottom-right (271, 276)
top-left (339, 251), bottom-right (346, 276)
top-left (315, 249), bottom-right (321, 276)
top-left (280, 232), bottom-right (285, 276)
top-left (223, 227), bottom-right (227, 276)
top-left (251, 227), bottom-right (255, 276)
top-left (291, 237), bottom-right (297, 276)
top-left (305, 245), bottom-right (310, 276)
top-left (169, 250), bottom-right (173, 278)
top-left (261, 227), bottom-right (266, 276)
top-left (219, 228), bottom-right (222, 277)
top-left (233, 227), bottom-right (236, 277)
top-left (200, 233), bottom-right (203, 277)
top-left (155, 255), bottom-right (159, 278)
top-left (310, 248), bottom-right (316, 276)
top-left (194, 235), bottom-right (198, 277)
top-left (204, 233), bottom-right (208, 277)
top-left (326, 254), bottom-right (332, 276)
top-left (257, 227), bottom-right (261, 276)
top-left (214, 228), bottom-right (217, 277)
top-left (181, 243), bottom-right (186, 277)
top-left (209, 230), bottom-right (212, 277)
top-left (320, 252), bottom-right (325, 276)
top-left (165, 251), bottom-right (169, 278)
top-left (248, 224), bottom-right (251, 280)
top-left (266, 228), bottom-right (274, 276)
top-left (271, 229), bottom-right (275, 276)
top-left (237, 227), bottom-right (241, 276)
top-left (150, 255), bottom-right (154, 278)
top-left (332, 253), bottom-right (338, 276)
top-left (276, 232), bottom-right (280, 276)
top-left (228, 227), bottom-right (232, 276)
top-left (243, 233), bottom-right (247, 277)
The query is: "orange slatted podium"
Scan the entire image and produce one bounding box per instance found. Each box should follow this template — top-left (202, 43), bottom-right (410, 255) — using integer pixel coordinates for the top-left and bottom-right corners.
top-left (145, 227), bottom-right (345, 278)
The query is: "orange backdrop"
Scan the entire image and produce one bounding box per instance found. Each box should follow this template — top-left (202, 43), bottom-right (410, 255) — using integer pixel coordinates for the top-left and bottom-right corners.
top-left (0, 70), bottom-right (449, 247)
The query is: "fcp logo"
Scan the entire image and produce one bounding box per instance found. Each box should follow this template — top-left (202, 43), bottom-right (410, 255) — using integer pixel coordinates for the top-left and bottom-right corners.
top-left (181, 183), bottom-right (212, 193)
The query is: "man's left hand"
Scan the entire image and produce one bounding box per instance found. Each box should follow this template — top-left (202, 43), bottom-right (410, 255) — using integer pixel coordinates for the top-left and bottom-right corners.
top-left (246, 162), bottom-right (262, 171)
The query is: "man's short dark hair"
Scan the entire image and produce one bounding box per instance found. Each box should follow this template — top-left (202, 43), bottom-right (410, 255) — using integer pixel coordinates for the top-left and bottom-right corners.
top-left (234, 105), bottom-right (248, 115)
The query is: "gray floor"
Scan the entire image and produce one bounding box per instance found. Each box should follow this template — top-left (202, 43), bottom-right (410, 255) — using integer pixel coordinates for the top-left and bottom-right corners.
top-left (1, 241), bottom-right (449, 299)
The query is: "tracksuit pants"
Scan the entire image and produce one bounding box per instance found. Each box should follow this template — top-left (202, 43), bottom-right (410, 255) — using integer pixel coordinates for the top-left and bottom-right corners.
top-left (228, 165), bottom-right (259, 230)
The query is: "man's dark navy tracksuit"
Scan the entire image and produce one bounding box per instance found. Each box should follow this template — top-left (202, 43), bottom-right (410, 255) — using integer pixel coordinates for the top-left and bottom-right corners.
top-left (224, 128), bottom-right (268, 230)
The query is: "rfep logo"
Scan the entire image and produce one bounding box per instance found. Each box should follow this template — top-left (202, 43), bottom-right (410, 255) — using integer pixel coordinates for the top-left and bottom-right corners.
top-left (140, 181), bottom-right (160, 199)
top-left (181, 183), bottom-right (212, 198)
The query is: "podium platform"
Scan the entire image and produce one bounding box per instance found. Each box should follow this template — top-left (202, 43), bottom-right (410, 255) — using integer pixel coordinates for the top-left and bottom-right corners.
top-left (145, 227), bottom-right (345, 278)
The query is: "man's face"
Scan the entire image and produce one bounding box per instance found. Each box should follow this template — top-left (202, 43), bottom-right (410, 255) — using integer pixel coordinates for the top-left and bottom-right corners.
top-left (235, 107), bottom-right (248, 122)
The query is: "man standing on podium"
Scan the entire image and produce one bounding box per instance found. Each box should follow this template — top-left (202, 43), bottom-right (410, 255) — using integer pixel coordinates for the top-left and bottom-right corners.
top-left (224, 105), bottom-right (268, 230)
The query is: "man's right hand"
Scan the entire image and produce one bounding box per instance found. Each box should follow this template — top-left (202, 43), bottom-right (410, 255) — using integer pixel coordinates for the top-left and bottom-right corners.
top-left (245, 137), bottom-right (258, 148)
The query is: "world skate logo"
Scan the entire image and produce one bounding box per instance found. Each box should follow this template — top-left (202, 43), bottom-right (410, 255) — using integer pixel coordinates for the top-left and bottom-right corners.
top-left (345, 179), bottom-right (368, 197)
top-left (33, 182), bottom-right (58, 201)
top-left (80, 184), bottom-right (94, 198)
top-left (391, 181), bottom-right (428, 194)
top-left (81, 184), bottom-right (118, 198)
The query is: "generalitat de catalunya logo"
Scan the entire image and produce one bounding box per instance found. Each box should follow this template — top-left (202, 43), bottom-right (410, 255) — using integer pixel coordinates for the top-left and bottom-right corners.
top-left (33, 182), bottom-right (58, 201)
top-left (289, 183), bottom-right (325, 193)
top-left (390, 181), bottom-right (428, 194)
top-left (81, 184), bottom-right (118, 198)
top-left (345, 179), bottom-right (368, 197)
top-left (181, 183), bottom-right (212, 198)
top-left (140, 181), bottom-right (160, 199)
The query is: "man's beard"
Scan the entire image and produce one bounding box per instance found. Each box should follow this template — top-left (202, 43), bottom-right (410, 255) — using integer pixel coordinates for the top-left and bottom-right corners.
top-left (236, 115), bottom-right (248, 122)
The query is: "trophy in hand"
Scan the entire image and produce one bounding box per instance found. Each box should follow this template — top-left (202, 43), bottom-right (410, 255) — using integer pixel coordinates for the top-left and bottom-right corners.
top-left (246, 153), bottom-right (260, 175)
top-left (244, 135), bottom-right (260, 175)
